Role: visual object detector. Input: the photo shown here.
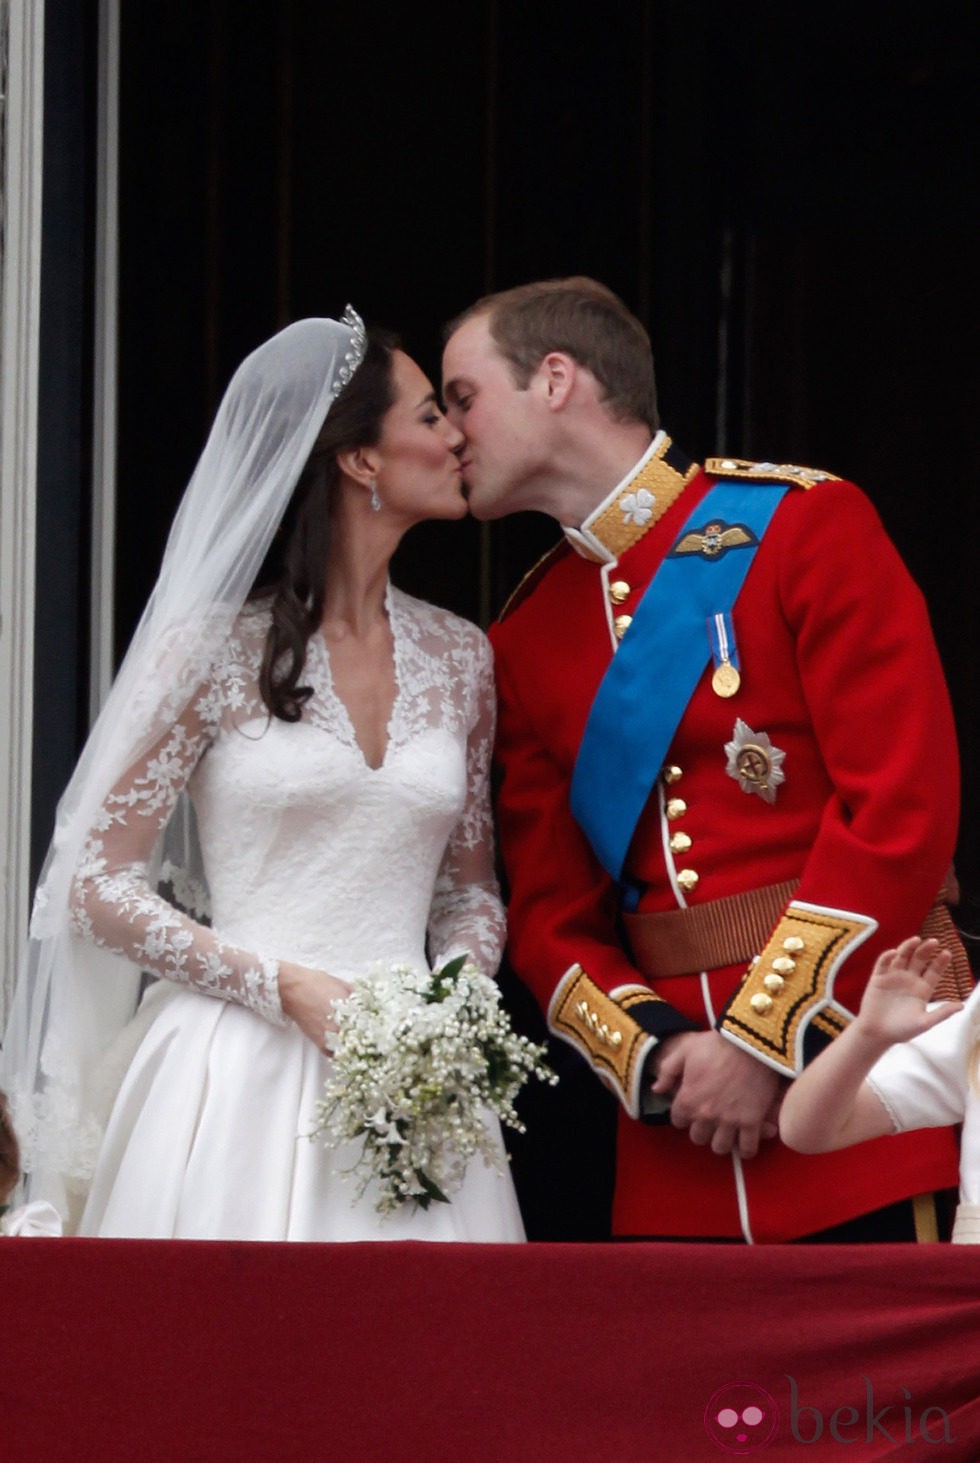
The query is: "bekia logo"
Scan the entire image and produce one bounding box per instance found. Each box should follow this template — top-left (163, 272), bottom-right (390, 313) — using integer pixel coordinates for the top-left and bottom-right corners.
top-left (704, 1384), bottom-right (778, 1454)
top-left (704, 1375), bottom-right (954, 1451)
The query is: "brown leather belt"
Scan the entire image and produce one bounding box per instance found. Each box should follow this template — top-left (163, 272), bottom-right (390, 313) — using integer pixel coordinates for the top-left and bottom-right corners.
top-left (919, 901), bottom-right (974, 1001)
top-left (625, 878), bottom-right (973, 999)
top-left (624, 880), bottom-right (798, 980)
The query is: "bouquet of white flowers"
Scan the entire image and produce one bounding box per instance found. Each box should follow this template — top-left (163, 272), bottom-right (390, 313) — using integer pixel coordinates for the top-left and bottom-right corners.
top-left (310, 955), bottom-right (556, 1215)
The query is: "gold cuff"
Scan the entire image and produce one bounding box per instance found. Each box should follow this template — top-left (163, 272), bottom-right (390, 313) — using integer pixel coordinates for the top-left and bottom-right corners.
top-left (549, 967), bottom-right (657, 1117)
top-left (719, 901), bottom-right (876, 1075)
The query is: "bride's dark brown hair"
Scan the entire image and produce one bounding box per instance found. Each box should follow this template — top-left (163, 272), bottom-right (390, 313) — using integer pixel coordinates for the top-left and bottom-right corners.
top-left (248, 328), bottom-right (400, 721)
top-left (0, 1091), bottom-right (20, 1205)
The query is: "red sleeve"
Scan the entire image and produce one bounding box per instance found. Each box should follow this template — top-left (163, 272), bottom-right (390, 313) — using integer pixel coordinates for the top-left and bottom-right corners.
top-left (719, 479), bottom-right (960, 1068)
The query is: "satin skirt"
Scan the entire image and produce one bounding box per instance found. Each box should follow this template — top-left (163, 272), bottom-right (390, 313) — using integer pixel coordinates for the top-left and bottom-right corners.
top-left (79, 987), bottom-right (526, 1242)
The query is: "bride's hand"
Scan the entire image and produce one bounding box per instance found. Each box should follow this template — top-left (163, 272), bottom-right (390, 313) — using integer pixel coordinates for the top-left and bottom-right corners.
top-left (277, 961), bottom-right (352, 1051)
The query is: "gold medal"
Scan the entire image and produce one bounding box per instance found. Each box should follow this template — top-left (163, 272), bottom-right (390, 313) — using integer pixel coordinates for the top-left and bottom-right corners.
top-left (712, 661), bottom-right (741, 698)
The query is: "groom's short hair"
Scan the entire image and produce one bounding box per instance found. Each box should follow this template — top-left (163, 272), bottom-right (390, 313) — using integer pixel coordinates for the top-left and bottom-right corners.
top-left (446, 276), bottom-right (659, 432)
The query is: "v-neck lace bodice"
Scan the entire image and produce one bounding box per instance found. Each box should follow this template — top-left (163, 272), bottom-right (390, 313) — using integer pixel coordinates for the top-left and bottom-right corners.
top-left (305, 582), bottom-right (402, 771)
top-left (70, 587), bottom-right (506, 1015)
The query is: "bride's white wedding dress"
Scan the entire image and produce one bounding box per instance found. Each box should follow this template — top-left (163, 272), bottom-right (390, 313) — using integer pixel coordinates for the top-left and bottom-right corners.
top-left (72, 586), bottom-right (524, 1241)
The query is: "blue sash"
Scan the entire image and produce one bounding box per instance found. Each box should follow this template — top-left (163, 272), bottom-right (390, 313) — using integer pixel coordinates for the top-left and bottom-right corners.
top-left (569, 480), bottom-right (788, 883)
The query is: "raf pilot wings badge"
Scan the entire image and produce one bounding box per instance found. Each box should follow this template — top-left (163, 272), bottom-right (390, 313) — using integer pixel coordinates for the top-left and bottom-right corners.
top-left (668, 520), bottom-right (758, 560)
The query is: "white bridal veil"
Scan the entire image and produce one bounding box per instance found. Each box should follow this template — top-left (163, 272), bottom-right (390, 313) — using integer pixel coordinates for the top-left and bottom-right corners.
top-left (0, 309), bottom-right (366, 1219)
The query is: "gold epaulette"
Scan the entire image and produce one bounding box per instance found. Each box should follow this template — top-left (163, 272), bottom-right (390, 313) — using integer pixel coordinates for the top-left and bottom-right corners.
top-left (718, 901), bottom-right (876, 1076)
top-left (496, 538), bottom-right (570, 622)
top-left (549, 966), bottom-right (664, 1116)
top-left (705, 457), bottom-right (841, 490)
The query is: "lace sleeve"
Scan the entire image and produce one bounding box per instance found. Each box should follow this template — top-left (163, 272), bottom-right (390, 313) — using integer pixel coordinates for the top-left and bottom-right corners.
top-left (427, 632), bottom-right (507, 978)
top-left (68, 681), bottom-right (287, 1028)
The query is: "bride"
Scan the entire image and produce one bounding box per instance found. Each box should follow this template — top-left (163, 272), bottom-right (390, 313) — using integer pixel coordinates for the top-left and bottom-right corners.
top-left (1, 309), bottom-right (525, 1242)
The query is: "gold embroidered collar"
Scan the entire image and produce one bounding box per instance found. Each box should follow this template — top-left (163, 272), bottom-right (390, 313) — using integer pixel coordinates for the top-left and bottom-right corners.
top-left (564, 432), bottom-right (699, 564)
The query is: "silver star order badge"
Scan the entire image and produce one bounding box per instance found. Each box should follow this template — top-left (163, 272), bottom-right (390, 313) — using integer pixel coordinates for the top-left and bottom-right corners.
top-left (724, 719), bottom-right (786, 804)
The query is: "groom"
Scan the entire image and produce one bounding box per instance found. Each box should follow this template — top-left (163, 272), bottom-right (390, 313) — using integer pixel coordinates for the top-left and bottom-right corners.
top-left (442, 276), bottom-right (966, 1242)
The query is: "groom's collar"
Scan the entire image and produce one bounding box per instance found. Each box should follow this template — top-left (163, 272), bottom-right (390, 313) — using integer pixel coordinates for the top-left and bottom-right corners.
top-left (563, 431), bottom-right (699, 564)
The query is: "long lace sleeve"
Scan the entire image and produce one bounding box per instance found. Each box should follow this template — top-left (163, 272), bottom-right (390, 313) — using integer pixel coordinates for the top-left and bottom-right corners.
top-left (69, 680), bottom-right (287, 1028)
top-left (427, 631), bottom-right (507, 978)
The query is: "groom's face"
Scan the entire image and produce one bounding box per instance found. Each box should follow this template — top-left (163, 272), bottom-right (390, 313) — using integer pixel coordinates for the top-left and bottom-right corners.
top-left (442, 313), bottom-right (545, 521)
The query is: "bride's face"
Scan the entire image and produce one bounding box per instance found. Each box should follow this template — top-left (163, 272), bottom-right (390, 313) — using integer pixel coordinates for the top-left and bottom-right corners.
top-left (372, 351), bottom-right (467, 524)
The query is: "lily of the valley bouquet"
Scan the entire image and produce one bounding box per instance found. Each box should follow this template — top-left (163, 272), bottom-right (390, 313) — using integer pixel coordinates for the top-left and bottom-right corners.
top-left (310, 955), bottom-right (556, 1215)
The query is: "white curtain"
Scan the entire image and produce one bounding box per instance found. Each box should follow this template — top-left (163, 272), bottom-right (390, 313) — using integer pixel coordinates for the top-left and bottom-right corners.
top-left (0, 0), bottom-right (44, 1028)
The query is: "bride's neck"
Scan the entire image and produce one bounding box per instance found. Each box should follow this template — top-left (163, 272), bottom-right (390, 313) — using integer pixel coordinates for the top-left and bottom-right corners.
top-left (321, 494), bottom-right (399, 637)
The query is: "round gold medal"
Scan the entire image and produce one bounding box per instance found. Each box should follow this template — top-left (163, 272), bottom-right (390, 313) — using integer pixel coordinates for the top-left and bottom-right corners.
top-left (712, 661), bottom-right (741, 698)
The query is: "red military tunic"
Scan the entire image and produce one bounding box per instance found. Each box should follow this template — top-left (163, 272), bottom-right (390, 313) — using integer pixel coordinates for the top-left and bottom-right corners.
top-left (490, 433), bottom-right (960, 1241)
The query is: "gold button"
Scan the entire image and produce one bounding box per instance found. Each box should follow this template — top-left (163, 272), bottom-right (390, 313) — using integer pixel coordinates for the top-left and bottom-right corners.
top-left (750, 992), bottom-right (773, 1015)
top-left (783, 936), bottom-right (805, 953)
top-left (676, 868), bottom-right (699, 892)
top-left (763, 973), bottom-right (785, 994)
top-left (771, 955), bottom-right (796, 975)
top-left (609, 580), bottom-right (631, 605)
top-left (613, 614), bottom-right (633, 639)
top-left (663, 764), bottom-right (683, 785)
top-left (670, 831), bottom-right (692, 854)
top-left (666, 798), bottom-right (687, 820)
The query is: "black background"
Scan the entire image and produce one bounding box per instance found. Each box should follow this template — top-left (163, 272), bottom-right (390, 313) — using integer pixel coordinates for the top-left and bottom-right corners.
top-left (35, 0), bottom-right (980, 1236)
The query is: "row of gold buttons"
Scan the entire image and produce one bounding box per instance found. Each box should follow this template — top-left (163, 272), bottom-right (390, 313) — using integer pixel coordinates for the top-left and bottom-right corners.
top-left (574, 999), bottom-right (624, 1048)
top-left (748, 936), bottom-right (806, 1015)
top-left (614, 585), bottom-right (698, 895)
top-left (663, 764), bottom-right (698, 893)
top-left (610, 579), bottom-right (632, 640)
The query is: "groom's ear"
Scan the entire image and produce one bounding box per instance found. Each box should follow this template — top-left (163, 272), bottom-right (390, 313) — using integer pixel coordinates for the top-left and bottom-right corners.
top-left (336, 446), bottom-right (380, 487)
top-left (536, 351), bottom-right (576, 411)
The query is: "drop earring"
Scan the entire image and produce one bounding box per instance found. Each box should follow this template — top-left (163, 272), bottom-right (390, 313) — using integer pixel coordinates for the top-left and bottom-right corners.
top-left (369, 480), bottom-right (382, 513)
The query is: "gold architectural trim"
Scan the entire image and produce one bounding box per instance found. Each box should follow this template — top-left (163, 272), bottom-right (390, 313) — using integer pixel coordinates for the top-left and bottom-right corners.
top-left (913, 1192), bottom-right (940, 1244)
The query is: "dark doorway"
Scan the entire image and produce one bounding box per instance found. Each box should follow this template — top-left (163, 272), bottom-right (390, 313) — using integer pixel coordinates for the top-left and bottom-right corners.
top-left (107, 1), bottom-right (979, 1237)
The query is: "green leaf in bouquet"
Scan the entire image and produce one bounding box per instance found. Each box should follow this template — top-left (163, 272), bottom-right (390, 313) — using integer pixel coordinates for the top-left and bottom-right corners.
top-left (414, 1170), bottom-right (451, 1209)
top-left (425, 952), bottom-right (468, 1002)
top-left (484, 1046), bottom-right (512, 1089)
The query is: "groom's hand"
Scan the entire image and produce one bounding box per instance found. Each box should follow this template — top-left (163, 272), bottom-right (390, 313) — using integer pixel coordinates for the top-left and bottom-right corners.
top-left (651, 1030), bottom-right (785, 1159)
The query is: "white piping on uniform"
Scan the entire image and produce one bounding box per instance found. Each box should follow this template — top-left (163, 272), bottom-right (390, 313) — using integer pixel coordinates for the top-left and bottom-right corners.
top-left (700, 968), bottom-right (755, 1245)
top-left (661, 781), bottom-right (688, 910)
top-left (732, 1153), bottom-right (755, 1245)
top-left (599, 560), bottom-right (618, 649)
